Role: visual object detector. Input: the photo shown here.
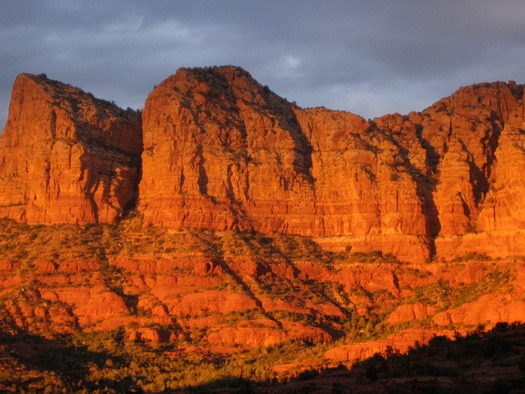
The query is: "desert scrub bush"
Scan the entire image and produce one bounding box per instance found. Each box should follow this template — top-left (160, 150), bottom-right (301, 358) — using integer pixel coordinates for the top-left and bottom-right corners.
top-left (449, 267), bottom-right (511, 308)
top-left (221, 230), bottom-right (254, 256)
top-left (345, 250), bottom-right (401, 264)
top-left (271, 233), bottom-right (328, 262)
top-left (223, 308), bottom-right (262, 325)
top-left (450, 252), bottom-right (491, 262)
top-left (403, 279), bottom-right (452, 309)
top-left (270, 310), bottom-right (315, 325)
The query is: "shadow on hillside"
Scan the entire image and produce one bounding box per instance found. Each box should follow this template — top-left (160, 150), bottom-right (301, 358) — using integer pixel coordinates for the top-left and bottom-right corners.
top-left (2, 323), bottom-right (525, 393)
top-left (0, 330), bottom-right (134, 392)
top-left (177, 322), bottom-right (525, 394)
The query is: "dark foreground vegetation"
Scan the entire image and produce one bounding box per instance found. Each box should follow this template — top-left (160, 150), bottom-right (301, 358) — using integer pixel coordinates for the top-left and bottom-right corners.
top-left (1, 322), bottom-right (525, 393)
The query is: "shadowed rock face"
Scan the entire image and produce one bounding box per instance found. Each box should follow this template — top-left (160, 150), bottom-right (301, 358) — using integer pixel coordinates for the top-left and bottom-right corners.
top-left (2, 67), bottom-right (525, 261)
top-left (0, 73), bottom-right (142, 224)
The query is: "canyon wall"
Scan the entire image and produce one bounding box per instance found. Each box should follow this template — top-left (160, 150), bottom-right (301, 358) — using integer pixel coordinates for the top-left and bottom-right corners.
top-left (138, 66), bottom-right (525, 262)
top-left (2, 67), bottom-right (525, 261)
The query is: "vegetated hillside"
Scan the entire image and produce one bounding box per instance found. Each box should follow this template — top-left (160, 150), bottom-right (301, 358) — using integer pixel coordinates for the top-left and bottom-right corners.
top-left (3, 322), bottom-right (525, 393)
top-left (2, 67), bottom-right (525, 391)
top-left (1, 217), bottom-right (525, 392)
top-left (2, 67), bottom-right (525, 262)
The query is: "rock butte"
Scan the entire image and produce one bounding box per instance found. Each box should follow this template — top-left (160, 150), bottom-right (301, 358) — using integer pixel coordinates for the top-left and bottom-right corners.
top-left (2, 67), bottom-right (525, 263)
top-left (0, 73), bottom-right (142, 225)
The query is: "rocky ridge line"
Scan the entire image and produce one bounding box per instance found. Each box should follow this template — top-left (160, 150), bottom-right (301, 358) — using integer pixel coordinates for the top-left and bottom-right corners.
top-left (2, 67), bottom-right (525, 262)
top-left (138, 66), bottom-right (525, 262)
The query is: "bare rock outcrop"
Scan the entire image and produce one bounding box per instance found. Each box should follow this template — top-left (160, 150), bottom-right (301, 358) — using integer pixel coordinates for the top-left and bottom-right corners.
top-left (2, 68), bottom-right (525, 261)
top-left (138, 67), bottom-right (434, 262)
top-left (139, 66), bottom-right (316, 233)
top-left (0, 73), bottom-right (142, 224)
top-left (137, 67), bottom-right (525, 262)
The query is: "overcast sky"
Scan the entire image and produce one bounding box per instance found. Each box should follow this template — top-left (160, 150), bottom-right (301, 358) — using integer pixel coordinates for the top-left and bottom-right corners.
top-left (1, 1), bottom-right (525, 128)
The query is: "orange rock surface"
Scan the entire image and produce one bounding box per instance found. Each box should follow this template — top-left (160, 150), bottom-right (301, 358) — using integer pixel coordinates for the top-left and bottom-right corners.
top-left (137, 67), bottom-right (525, 262)
top-left (2, 67), bottom-right (525, 262)
top-left (0, 73), bottom-right (142, 224)
top-left (4, 68), bottom-right (525, 390)
top-left (324, 328), bottom-right (451, 363)
top-left (1, 216), bottom-right (525, 367)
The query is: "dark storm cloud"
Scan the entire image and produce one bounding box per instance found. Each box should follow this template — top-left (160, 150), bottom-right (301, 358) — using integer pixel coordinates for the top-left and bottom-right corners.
top-left (1, 0), bottom-right (525, 128)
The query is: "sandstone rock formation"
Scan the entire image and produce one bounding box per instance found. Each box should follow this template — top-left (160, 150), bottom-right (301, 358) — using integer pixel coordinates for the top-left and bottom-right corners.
top-left (0, 73), bottom-right (142, 224)
top-left (138, 66), bottom-right (525, 262)
top-left (4, 69), bottom-right (525, 392)
top-left (139, 66), bottom-right (317, 234)
top-left (2, 67), bottom-right (525, 261)
top-left (323, 328), bottom-right (449, 363)
top-left (138, 67), bottom-right (429, 261)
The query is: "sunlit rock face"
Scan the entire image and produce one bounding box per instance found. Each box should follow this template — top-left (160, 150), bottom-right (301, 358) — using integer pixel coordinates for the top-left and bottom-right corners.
top-left (425, 82), bottom-right (525, 259)
top-left (2, 67), bottom-right (525, 262)
top-left (0, 73), bottom-right (142, 224)
top-left (138, 66), bottom-right (428, 262)
top-left (139, 66), bottom-right (525, 262)
top-left (139, 66), bottom-right (318, 233)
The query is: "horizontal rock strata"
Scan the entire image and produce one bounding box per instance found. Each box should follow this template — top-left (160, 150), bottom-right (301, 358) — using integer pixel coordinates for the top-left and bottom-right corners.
top-left (2, 68), bottom-right (525, 261)
top-left (0, 73), bottom-right (142, 224)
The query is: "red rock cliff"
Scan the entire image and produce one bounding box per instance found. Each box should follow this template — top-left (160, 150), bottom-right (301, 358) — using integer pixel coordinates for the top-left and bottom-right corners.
top-left (3, 68), bottom-right (525, 262)
top-left (139, 66), bottom-right (316, 233)
top-left (138, 67), bottom-right (433, 261)
top-left (0, 73), bottom-right (142, 224)
top-left (140, 67), bottom-right (525, 262)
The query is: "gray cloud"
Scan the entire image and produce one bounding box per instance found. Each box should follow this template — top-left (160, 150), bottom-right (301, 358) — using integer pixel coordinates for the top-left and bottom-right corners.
top-left (1, 0), bottom-right (525, 128)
